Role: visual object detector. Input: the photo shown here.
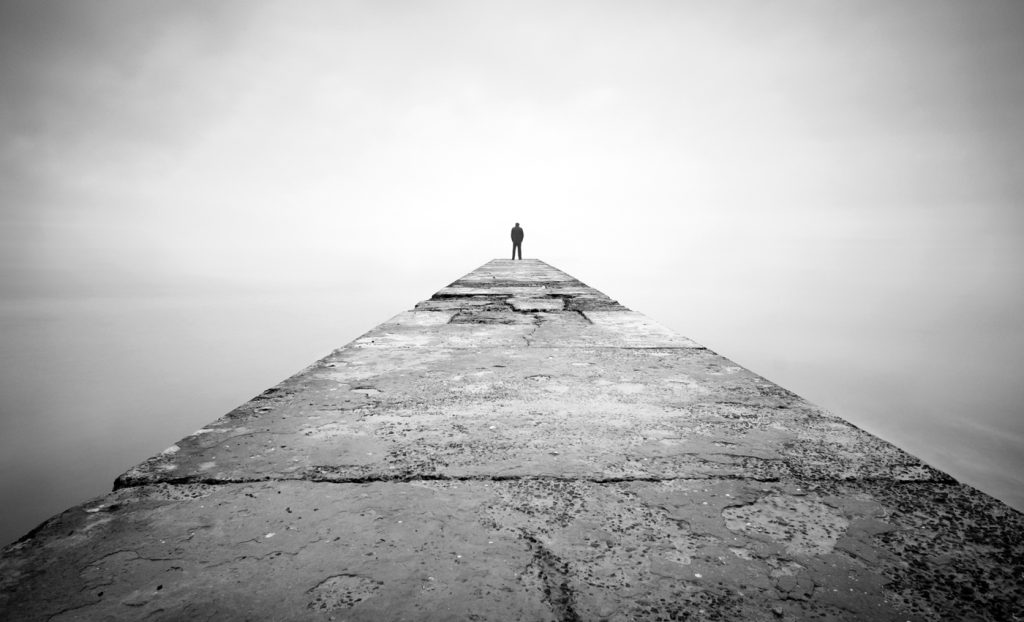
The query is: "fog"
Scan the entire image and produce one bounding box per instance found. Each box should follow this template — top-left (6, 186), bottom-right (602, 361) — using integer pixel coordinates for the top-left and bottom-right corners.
top-left (2, 0), bottom-right (1023, 546)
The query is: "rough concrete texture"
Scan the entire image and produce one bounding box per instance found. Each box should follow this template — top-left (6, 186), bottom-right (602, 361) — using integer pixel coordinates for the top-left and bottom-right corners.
top-left (2, 258), bottom-right (1022, 621)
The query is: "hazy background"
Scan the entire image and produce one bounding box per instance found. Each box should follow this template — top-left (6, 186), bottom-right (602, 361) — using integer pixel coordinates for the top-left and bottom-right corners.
top-left (2, 0), bottom-right (1023, 547)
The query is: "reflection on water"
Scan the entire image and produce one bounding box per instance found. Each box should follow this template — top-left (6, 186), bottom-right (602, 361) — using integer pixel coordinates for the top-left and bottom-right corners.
top-left (2, 284), bottom-right (1022, 547)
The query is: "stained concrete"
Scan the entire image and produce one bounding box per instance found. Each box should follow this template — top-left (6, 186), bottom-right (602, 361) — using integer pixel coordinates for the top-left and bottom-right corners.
top-left (2, 258), bottom-right (1022, 621)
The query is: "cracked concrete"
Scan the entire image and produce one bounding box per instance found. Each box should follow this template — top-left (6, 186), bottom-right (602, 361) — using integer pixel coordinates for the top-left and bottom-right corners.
top-left (2, 259), bottom-right (1022, 621)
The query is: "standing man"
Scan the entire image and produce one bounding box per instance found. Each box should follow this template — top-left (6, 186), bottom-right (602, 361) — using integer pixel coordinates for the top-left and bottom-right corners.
top-left (511, 222), bottom-right (524, 260)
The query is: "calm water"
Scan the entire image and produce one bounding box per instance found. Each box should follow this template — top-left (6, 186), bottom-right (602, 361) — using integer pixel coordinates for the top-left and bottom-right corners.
top-left (2, 277), bottom-right (1022, 547)
top-left (0, 292), bottom-right (392, 547)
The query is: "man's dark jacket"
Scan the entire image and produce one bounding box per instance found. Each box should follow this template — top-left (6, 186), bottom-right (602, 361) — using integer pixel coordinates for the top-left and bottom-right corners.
top-left (511, 226), bottom-right (524, 243)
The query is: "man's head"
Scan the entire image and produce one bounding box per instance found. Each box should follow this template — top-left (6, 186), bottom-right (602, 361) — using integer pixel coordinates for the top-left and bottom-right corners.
top-left (515, 222), bottom-right (520, 227)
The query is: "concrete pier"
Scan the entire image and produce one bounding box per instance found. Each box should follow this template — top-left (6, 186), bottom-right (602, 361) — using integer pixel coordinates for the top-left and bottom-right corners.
top-left (2, 259), bottom-right (1022, 621)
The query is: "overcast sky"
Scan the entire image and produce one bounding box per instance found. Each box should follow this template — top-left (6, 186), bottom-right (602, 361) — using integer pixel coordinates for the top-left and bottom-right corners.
top-left (3, 0), bottom-right (1022, 297)
top-left (2, 0), bottom-right (1024, 524)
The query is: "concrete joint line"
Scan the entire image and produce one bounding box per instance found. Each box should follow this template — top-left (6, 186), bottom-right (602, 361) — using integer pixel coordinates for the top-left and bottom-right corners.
top-left (113, 471), bottom-right (958, 493)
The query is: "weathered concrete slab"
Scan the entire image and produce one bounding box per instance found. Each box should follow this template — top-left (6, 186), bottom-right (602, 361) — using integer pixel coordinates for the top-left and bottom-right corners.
top-left (2, 259), bottom-right (1022, 621)
top-left (109, 345), bottom-right (938, 487)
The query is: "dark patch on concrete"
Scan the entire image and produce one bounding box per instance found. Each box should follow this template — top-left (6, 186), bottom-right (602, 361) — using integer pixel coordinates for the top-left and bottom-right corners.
top-left (306, 574), bottom-right (382, 611)
top-left (521, 531), bottom-right (581, 622)
top-left (449, 310), bottom-right (522, 324)
top-left (557, 295), bottom-right (627, 313)
top-left (866, 481), bottom-right (1024, 621)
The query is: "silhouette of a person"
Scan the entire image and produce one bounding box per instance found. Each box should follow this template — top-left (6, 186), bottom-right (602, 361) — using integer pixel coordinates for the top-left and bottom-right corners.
top-left (511, 223), bottom-right (524, 260)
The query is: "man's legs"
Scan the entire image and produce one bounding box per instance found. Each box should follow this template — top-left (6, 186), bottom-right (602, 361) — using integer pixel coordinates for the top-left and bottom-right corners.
top-left (512, 243), bottom-right (521, 260)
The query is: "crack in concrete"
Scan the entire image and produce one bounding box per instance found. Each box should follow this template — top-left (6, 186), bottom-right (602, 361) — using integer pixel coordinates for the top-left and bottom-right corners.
top-left (522, 315), bottom-right (541, 347)
top-left (78, 549), bottom-right (183, 573)
top-left (204, 547), bottom-right (304, 570)
top-left (112, 471), bottom-right (958, 493)
top-left (520, 530), bottom-right (581, 622)
top-left (46, 601), bottom-right (101, 622)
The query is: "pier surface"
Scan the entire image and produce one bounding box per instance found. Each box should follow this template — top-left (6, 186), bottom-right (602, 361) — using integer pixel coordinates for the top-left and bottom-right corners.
top-left (2, 259), bottom-right (1022, 621)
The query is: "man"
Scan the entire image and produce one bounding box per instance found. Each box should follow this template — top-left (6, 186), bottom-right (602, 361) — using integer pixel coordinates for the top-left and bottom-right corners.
top-left (511, 222), bottom-right (524, 260)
